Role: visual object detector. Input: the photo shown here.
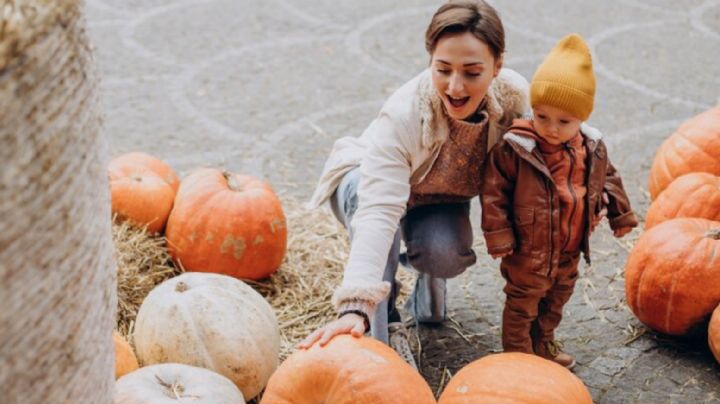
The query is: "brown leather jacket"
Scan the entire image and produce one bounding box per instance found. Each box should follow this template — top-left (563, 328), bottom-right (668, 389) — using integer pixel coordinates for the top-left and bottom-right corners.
top-left (481, 124), bottom-right (638, 275)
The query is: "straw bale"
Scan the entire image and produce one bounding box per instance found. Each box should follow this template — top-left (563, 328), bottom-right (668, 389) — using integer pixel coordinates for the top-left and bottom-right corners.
top-left (113, 198), bottom-right (416, 359)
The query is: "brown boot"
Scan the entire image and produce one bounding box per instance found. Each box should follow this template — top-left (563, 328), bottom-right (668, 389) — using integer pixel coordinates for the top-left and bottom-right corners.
top-left (535, 340), bottom-right (576, 369)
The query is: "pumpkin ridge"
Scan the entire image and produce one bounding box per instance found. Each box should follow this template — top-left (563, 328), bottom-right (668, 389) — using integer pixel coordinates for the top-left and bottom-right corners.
top-left (632, 248), bottom-right (653, 321)
top-left (707, 237), bottom-right (718, 267)
top-left (663, 234), bottom-right (688, 333)
top-left (666, 221), bottom-right (709, 332)
top-left (680, 128), bottom-right (720, 164)
top-left (207, 288), bottom-right (266, 390)
top-left (181, 190), bottom-right (227, 269)
top-left (656, 147), bottom-right (675, 192)
top-left (178, 290), bottom-right (220, 372)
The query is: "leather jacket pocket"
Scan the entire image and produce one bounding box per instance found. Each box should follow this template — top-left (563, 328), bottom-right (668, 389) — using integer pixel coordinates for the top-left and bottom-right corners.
top-left (513, 207), bottom-right (534, 256)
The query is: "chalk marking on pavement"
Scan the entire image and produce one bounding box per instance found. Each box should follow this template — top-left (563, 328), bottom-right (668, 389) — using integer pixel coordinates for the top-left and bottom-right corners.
top-left (345, 6), bottom-right (438, 80)
top-left (612, 0), bottom-right (682, 16)
top-left (168, 35), bottom-right (345, 144)
top-left (502, 21), bottom-right (556, 44)
top-left (504, 54), bottom-right (545, 68)
top-left (120, 0), bottom-right (206, 69)
top-left (603, 119), bottom-right (685, 149)
top-left (267, 0), bottom-right (347, 31)
top-left (690, 0), bottom-right (720, 41)
top-left (86, 19), bottom-right (126, 29)
top-left (85, 0), bottom-right (133, 17)
top-left (245, 100), bottom-right (386, 177)
top-left (588, 20), bottom-right (714, 110)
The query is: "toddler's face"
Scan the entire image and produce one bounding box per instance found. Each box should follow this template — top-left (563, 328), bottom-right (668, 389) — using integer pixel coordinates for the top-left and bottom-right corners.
top-left (431, 32), bottom-right (502, 121)
top-left (532, 104), bottom-right (583, 145)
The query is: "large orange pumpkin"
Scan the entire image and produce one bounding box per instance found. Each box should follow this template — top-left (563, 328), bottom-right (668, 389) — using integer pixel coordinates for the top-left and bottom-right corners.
top-left (645, 172), bottom-right (720, 229)
top-left (261, 335), bottom-right (435, 404)
top-left (108, 152), bottom-right (179, 234)
top-left (710, 305), bottom-right (720, 364)
top-left (165, 168), bottom-right (286, 280)
top-left (648, 106), bottom-right (720, 200)
top-left (625, 218), bottom-right (720, 335)
top-left (113, 331), bottom-right (139, 379)
top-left (438, 352), bottom-right (592, 404)
top-left (109, 151), bottom-right (180, 192)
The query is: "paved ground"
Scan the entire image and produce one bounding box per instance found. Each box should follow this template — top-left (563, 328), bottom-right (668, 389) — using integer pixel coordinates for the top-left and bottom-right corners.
top-left (85, 0), bottom-right (720, 402)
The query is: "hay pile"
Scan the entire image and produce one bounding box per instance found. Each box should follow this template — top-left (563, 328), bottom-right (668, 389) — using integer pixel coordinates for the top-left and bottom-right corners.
top-left (113, 198), bottom-right (415, 359)
top-left (113, 219), bottom-right (182, 337)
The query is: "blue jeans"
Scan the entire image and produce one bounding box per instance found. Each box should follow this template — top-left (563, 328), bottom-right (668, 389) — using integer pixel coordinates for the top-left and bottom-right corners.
top-left (330, 169), bottom-right (477, 344)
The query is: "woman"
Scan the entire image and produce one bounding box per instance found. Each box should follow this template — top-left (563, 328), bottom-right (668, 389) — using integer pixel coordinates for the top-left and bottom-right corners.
top-left (299, 0), bottom-right (529, 367)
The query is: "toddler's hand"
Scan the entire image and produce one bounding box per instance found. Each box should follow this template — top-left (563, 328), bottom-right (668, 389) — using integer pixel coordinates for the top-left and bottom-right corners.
top-left (591, 192), bottom-right (609, 231)
top-left (491, 249), bottom-right (513, 259)
top-left (613, 227), bottom-right (632, 238)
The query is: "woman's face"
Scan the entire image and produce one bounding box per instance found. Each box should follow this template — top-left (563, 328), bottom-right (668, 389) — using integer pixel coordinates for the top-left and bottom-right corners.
top-left (431, 32), bottom-right (502, 121)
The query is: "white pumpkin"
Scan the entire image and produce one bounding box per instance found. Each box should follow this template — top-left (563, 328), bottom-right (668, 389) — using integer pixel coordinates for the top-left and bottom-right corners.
top-left (115, 363), bottom-right (245, 403)
top-left (133, 272), bottom-right (280, 400)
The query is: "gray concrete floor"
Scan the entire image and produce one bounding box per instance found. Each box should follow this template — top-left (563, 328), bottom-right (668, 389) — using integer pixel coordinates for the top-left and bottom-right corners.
top-left (86, 0), bottom-right (720, 402)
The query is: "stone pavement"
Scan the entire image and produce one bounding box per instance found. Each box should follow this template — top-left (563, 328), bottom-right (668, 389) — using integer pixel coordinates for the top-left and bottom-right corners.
top-left (85, 0), bottom-right (720, 402)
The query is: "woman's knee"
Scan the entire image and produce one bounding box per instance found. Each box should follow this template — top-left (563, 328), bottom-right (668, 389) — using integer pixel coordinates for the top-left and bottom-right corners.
top-left (406, 240), bottom-right (476, 278)
top-left (330, 169), bottom-right (360, 229)
top-left (403, 203), bottom-right (474, 278)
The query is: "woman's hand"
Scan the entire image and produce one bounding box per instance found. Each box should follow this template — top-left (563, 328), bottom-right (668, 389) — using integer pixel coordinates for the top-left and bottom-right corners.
top-left (297, 313), bottom-right (367, 350)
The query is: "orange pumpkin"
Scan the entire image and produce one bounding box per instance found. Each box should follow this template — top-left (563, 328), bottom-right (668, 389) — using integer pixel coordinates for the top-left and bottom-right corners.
top-left (710, 305), bottom-right (720, 364)
top-left (113, 331), bottom-right (139, 379)
top-left (261, 335), bottom-right (435, 404)
top-left (648, 106), bottom-right (720, 200)
top-left (438, 352), bottom-right (592, 404)
top-left (109, 152), bottom-right (179, 234)
top-left (109, 171), bottom-right (175, 234)
top-left (625, 218), bottom-right (720, 335)
top-left (645, 172), bottom-right (720, 229)
top-left (165, 168), bottom-right (286, 280)
top-left (109, 152), bottom-right (179, 192)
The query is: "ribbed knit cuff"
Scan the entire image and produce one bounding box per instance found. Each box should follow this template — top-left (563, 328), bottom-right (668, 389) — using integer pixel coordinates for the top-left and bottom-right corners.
top-left (332, 281), bottom-right (391, 320)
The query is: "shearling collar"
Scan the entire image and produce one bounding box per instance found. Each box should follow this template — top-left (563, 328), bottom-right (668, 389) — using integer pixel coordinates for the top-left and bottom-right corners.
top-left (504, 122), bottom-right (604, 153)
top-left (416, 69), bottom-right (506, 149)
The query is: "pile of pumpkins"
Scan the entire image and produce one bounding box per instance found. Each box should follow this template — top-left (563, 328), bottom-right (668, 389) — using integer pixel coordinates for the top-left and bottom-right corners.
top-left (109, 154), bottom-right (288, 402)
top-left (623, 106), bottom-right (720, 364)
top-left (108, 154), bottom-right (595, 403)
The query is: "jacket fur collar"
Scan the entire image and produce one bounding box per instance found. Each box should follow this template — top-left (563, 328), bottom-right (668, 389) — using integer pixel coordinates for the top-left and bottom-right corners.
top-left (504, 123), bottom-right (604, 153)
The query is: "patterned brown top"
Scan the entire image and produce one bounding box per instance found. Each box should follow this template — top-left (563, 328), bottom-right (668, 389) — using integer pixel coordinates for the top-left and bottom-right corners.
top-left (408, 108), bottom-right (489, 208)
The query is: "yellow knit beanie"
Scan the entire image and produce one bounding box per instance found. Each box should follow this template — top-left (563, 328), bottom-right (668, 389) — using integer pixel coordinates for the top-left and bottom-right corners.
top-left (530, 33), bottom-right (595, 121)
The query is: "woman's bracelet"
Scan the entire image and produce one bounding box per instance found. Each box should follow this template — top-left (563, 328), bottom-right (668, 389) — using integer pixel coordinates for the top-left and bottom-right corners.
top-left (338, 309), bottom-right (370, 333)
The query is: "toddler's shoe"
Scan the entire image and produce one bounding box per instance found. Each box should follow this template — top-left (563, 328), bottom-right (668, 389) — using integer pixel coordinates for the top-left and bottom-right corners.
top-left (535, 340), bottom-right (576, 369)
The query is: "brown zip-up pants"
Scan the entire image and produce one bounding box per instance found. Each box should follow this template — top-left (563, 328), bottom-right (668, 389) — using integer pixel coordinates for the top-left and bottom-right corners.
top-left (500, 253), bottom-right (581, 353)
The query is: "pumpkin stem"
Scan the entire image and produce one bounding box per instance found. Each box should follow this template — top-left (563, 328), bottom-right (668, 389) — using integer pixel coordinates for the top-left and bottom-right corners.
top-left (223, 171), bottom-right (242, 192)
top-left (708, 228), bottom-right (720, 240)
top-left (155, 375), bottom-right (186, 399)
top-left (175, 281), bottom-right (189, 293)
